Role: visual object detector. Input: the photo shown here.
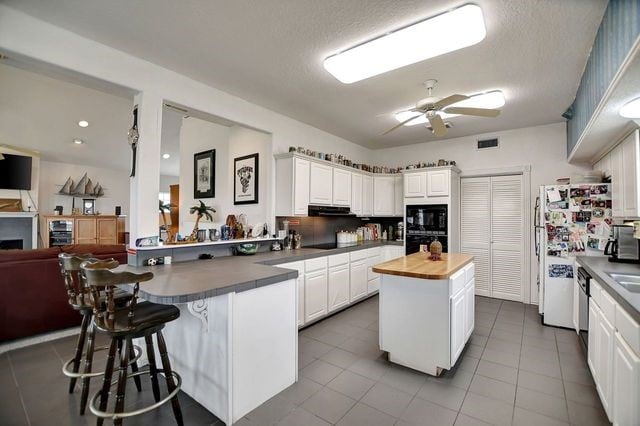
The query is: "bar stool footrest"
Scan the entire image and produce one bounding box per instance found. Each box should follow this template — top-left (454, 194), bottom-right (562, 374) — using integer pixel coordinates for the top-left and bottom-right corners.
top-left (62, 345), bottom-right (142, 379)
top-left (89, 369), bottom-right (182, 420)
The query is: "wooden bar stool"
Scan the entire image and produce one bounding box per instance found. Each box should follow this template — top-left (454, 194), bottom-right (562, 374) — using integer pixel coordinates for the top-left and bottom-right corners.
top-left (81, 260), bottom-right (183, 426)
top-left (58, 253), bottom-right (143, 415)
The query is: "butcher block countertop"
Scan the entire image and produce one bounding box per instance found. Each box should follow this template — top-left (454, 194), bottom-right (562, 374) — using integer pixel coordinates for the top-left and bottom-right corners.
top-left (373, 252), bottom-right (474, 280)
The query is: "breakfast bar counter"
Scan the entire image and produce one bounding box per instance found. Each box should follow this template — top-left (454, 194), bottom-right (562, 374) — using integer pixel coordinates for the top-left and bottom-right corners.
top-left (374, 252), bottom-right (476, 376)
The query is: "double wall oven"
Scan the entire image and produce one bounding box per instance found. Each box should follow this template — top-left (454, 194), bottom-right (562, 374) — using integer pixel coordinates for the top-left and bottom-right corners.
top-left (405, 204), bottom-right (448, 255)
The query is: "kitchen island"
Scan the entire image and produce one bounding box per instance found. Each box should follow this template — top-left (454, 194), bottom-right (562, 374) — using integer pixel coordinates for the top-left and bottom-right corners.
top-left (373, 252), bottom-right (475, 376)
top-left (121, 240), bottom-right (403, 425)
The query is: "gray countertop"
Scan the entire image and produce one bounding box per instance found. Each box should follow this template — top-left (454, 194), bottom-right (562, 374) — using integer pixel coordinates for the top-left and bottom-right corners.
top-left (122, 240), bottom-right (404, 304)
top-left (576, 255), bottom-right (640, 323)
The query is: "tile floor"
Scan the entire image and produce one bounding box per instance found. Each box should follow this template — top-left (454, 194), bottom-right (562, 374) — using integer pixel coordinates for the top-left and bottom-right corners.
top-left (1, 296), bottom-right (611, 425)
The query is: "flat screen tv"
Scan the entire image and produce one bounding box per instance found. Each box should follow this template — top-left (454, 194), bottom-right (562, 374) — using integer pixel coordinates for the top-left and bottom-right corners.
top-left (0, 154), bottom-right (32, 190)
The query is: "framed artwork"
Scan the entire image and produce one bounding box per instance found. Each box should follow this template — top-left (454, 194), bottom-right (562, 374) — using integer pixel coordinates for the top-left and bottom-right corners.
top-left (234, 153), bottom-right (259, 205)
top-left (193, 149), bottom-right (215, 198)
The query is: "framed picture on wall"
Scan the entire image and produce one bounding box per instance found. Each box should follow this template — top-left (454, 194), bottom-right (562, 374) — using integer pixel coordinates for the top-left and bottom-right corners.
top-left (234, 153), bottom-right (259, 205)
top-left (193, 149), bottom-right (215, 198)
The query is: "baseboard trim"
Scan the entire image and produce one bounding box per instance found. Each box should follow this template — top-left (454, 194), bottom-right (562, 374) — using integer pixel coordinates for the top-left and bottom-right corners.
top-left (0, 327), bottom-right (80, 354)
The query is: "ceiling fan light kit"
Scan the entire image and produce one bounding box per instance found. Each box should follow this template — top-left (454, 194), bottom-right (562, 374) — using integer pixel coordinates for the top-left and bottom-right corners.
top-left (384, 81), bottom-right (504, 137)
top-left (323, 4), bottom-right (486, 84)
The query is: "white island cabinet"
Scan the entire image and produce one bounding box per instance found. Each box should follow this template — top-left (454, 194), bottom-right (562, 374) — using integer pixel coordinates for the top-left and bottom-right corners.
top-left (375, 253), bottom-right (475, 375)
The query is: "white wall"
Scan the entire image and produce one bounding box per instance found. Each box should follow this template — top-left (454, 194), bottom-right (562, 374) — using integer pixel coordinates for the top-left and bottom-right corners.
top-left (373, 122), bottom-right (592, 303)
top-left (178, 117), bottom-right (230, 235)
top-left (0, 146), bottom-right (40, 211)
top-left (38, 160), bottom-right (130, 218)
top-left (177, 117), bottom-right (272, 236)
top-left (160, 174), bottom-right (179, 193)
top-left (226, 125), bottom-right (272, 227)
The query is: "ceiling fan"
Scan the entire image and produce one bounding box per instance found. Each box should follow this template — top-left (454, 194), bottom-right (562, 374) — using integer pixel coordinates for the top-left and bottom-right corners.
top-left (383, 79), bottom-right (501, 137)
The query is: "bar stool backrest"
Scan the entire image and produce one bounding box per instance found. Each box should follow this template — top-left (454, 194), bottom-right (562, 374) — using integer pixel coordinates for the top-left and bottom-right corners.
top-left (81, 261), bottom-right (154, 331)
top-left (58, 253), bottom-right (117, 308)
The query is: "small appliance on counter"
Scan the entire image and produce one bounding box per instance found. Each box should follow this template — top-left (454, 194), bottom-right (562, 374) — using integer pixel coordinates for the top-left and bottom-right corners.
top-left (605, 224), bottom-right (640, 263)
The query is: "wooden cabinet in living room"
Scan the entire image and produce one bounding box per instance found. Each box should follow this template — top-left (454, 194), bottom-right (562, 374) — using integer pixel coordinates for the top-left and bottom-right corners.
top-left (97, 217), bottom-right (118, 244)
top-left (75, 217), bottom-right (97, 244)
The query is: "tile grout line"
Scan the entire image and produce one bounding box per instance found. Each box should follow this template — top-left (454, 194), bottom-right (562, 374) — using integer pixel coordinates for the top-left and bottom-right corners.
top-left (453, 299), bottom-right (501, 425)
top-left (7, 351), bottom-right (32, 426)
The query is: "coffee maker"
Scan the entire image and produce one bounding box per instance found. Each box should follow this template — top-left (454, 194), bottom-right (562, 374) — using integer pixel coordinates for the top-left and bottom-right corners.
top-left (605, 224), bottom-right (640, 263)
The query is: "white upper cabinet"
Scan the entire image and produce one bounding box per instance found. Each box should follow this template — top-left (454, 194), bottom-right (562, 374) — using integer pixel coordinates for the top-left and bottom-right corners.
top-left (309, 162), bottom-right (333, 205)
top-left (351, 173), bottom-right (363, 216)
top-left (293, 158), bottom-right (310, 215)
top-left (394, 176), bottom-right (403, 216)
top-left (275, 156), bottom-right (310, 216)
top-left (610, 129), bottom-right (640, 219)
top-left (427, 169), bottom-right (450, 197)
top-left (373, 176), bottom-right (395, 216)
top-left (362, 175), bottom-right (373, 216)
top-left (333, 168), bottom-right (352, 206)
top-left (622, 130), bottom-right (639, 218)
top-left (404, 172), bottom-right (427, 198)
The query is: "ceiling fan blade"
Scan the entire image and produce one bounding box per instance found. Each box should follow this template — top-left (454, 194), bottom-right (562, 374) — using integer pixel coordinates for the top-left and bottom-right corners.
top-left (443, 107), bottom-right (501, 117)
top-left (382, 114), bottom-right (423, 135)
top-left (433, 94), bottom-right (469, 110)
top-left (428, 114), bottom-right (447, 137)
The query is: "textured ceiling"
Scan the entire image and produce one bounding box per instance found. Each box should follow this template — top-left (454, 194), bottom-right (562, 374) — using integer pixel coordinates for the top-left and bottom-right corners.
top-left (2, 0), bottom-right (607, 149)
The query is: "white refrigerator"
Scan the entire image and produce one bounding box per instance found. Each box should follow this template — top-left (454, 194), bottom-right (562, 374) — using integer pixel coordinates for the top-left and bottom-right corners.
top-left (536, 183), bottom-right (611, 328)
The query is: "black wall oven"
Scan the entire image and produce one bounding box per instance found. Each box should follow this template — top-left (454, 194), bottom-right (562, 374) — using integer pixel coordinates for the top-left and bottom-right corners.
top-left (405, 204), bottom-right (448, 255)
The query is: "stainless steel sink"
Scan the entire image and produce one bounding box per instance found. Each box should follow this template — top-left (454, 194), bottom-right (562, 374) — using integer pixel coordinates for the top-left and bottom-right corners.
top-left (607, 272), bottom-right (640, 293)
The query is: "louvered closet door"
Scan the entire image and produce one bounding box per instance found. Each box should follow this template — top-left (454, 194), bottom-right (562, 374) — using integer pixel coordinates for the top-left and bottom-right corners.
top-left (461, 175), bottom-right (524, 301)
top-left (490, 175), bottom-right (524, 301)
top-left (461, 178), bottom-right (491, 297)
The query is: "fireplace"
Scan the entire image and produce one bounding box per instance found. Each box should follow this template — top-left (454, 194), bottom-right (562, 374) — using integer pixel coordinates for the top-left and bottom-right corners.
top-left (0, 239), bottom-right (23, 250)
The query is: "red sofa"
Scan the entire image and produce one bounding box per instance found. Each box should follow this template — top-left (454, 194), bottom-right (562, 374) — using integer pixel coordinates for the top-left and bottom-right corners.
top-left (0, 244), bottom-right (127, 342)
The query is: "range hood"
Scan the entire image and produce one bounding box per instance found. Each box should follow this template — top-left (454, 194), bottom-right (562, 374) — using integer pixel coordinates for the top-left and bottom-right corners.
top-left (308, 205), bottom-right (355, 217)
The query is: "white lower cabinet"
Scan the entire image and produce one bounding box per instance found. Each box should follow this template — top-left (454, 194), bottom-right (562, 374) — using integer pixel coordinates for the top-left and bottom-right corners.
top-left (464, 279), bottom-right (475, 340)
top-left (304, 269), bottom-right (328, 323)
top-left (350, 260), bottom-right (368, 302)
top-left (588, 279), bottom-right (640, 425)
top-left (450, 289), bottom-right (466, 365)
top-left (596, 308), bottom-right (615, 418)
top-left (328, 263), bottom-right (350, 312)
top-left (613, 332), bottom-right (640, 426)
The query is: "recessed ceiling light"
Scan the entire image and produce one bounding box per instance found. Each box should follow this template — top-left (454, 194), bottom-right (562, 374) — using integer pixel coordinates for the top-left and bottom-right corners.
top-left (73, 139), bottom-right (84, 145)
top-left (78, 120), bottom-right (89, 128)
top-left (324, 4), bottom-right (486, 84)
top-left (162, 153), bottom-right (171, 159)
top-left (620, 97), bottom-right (640, 118)
top-left (395, 90), bottom-right (505, 126)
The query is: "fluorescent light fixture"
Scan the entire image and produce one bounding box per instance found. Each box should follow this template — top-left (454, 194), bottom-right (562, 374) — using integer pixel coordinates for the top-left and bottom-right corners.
top-left (162, 153), bottom-right (171, 159)
top-left (73, 139), bottom-right (84, 145)
top-left (620, 97), bottom-right (640, 118)
top-left (395, 90), bottom-right (505, 126)
top-left (78, 120), bottom-right (89, 127)
top-left (324, 4), bottom-right (486, 84)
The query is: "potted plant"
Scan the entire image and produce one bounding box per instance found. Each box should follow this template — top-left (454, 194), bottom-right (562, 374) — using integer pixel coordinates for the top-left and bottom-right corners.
top-left (188, 200), bottom-right (216, 241)
top-left (159, 200), bottom-right (174, 243)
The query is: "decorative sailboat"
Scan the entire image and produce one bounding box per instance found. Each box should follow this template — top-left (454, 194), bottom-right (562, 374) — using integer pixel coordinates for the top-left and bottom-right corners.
top-left (58, 177), bottom-right (74, 195)
top-left (84, 178), bottom-right (94, 196)
top-left (71, 173), bottom-right (88, 195)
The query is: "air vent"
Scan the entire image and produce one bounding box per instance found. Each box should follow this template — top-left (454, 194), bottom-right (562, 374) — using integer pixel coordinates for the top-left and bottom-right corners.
top-left (477, 138), bottom-right (499, 150)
